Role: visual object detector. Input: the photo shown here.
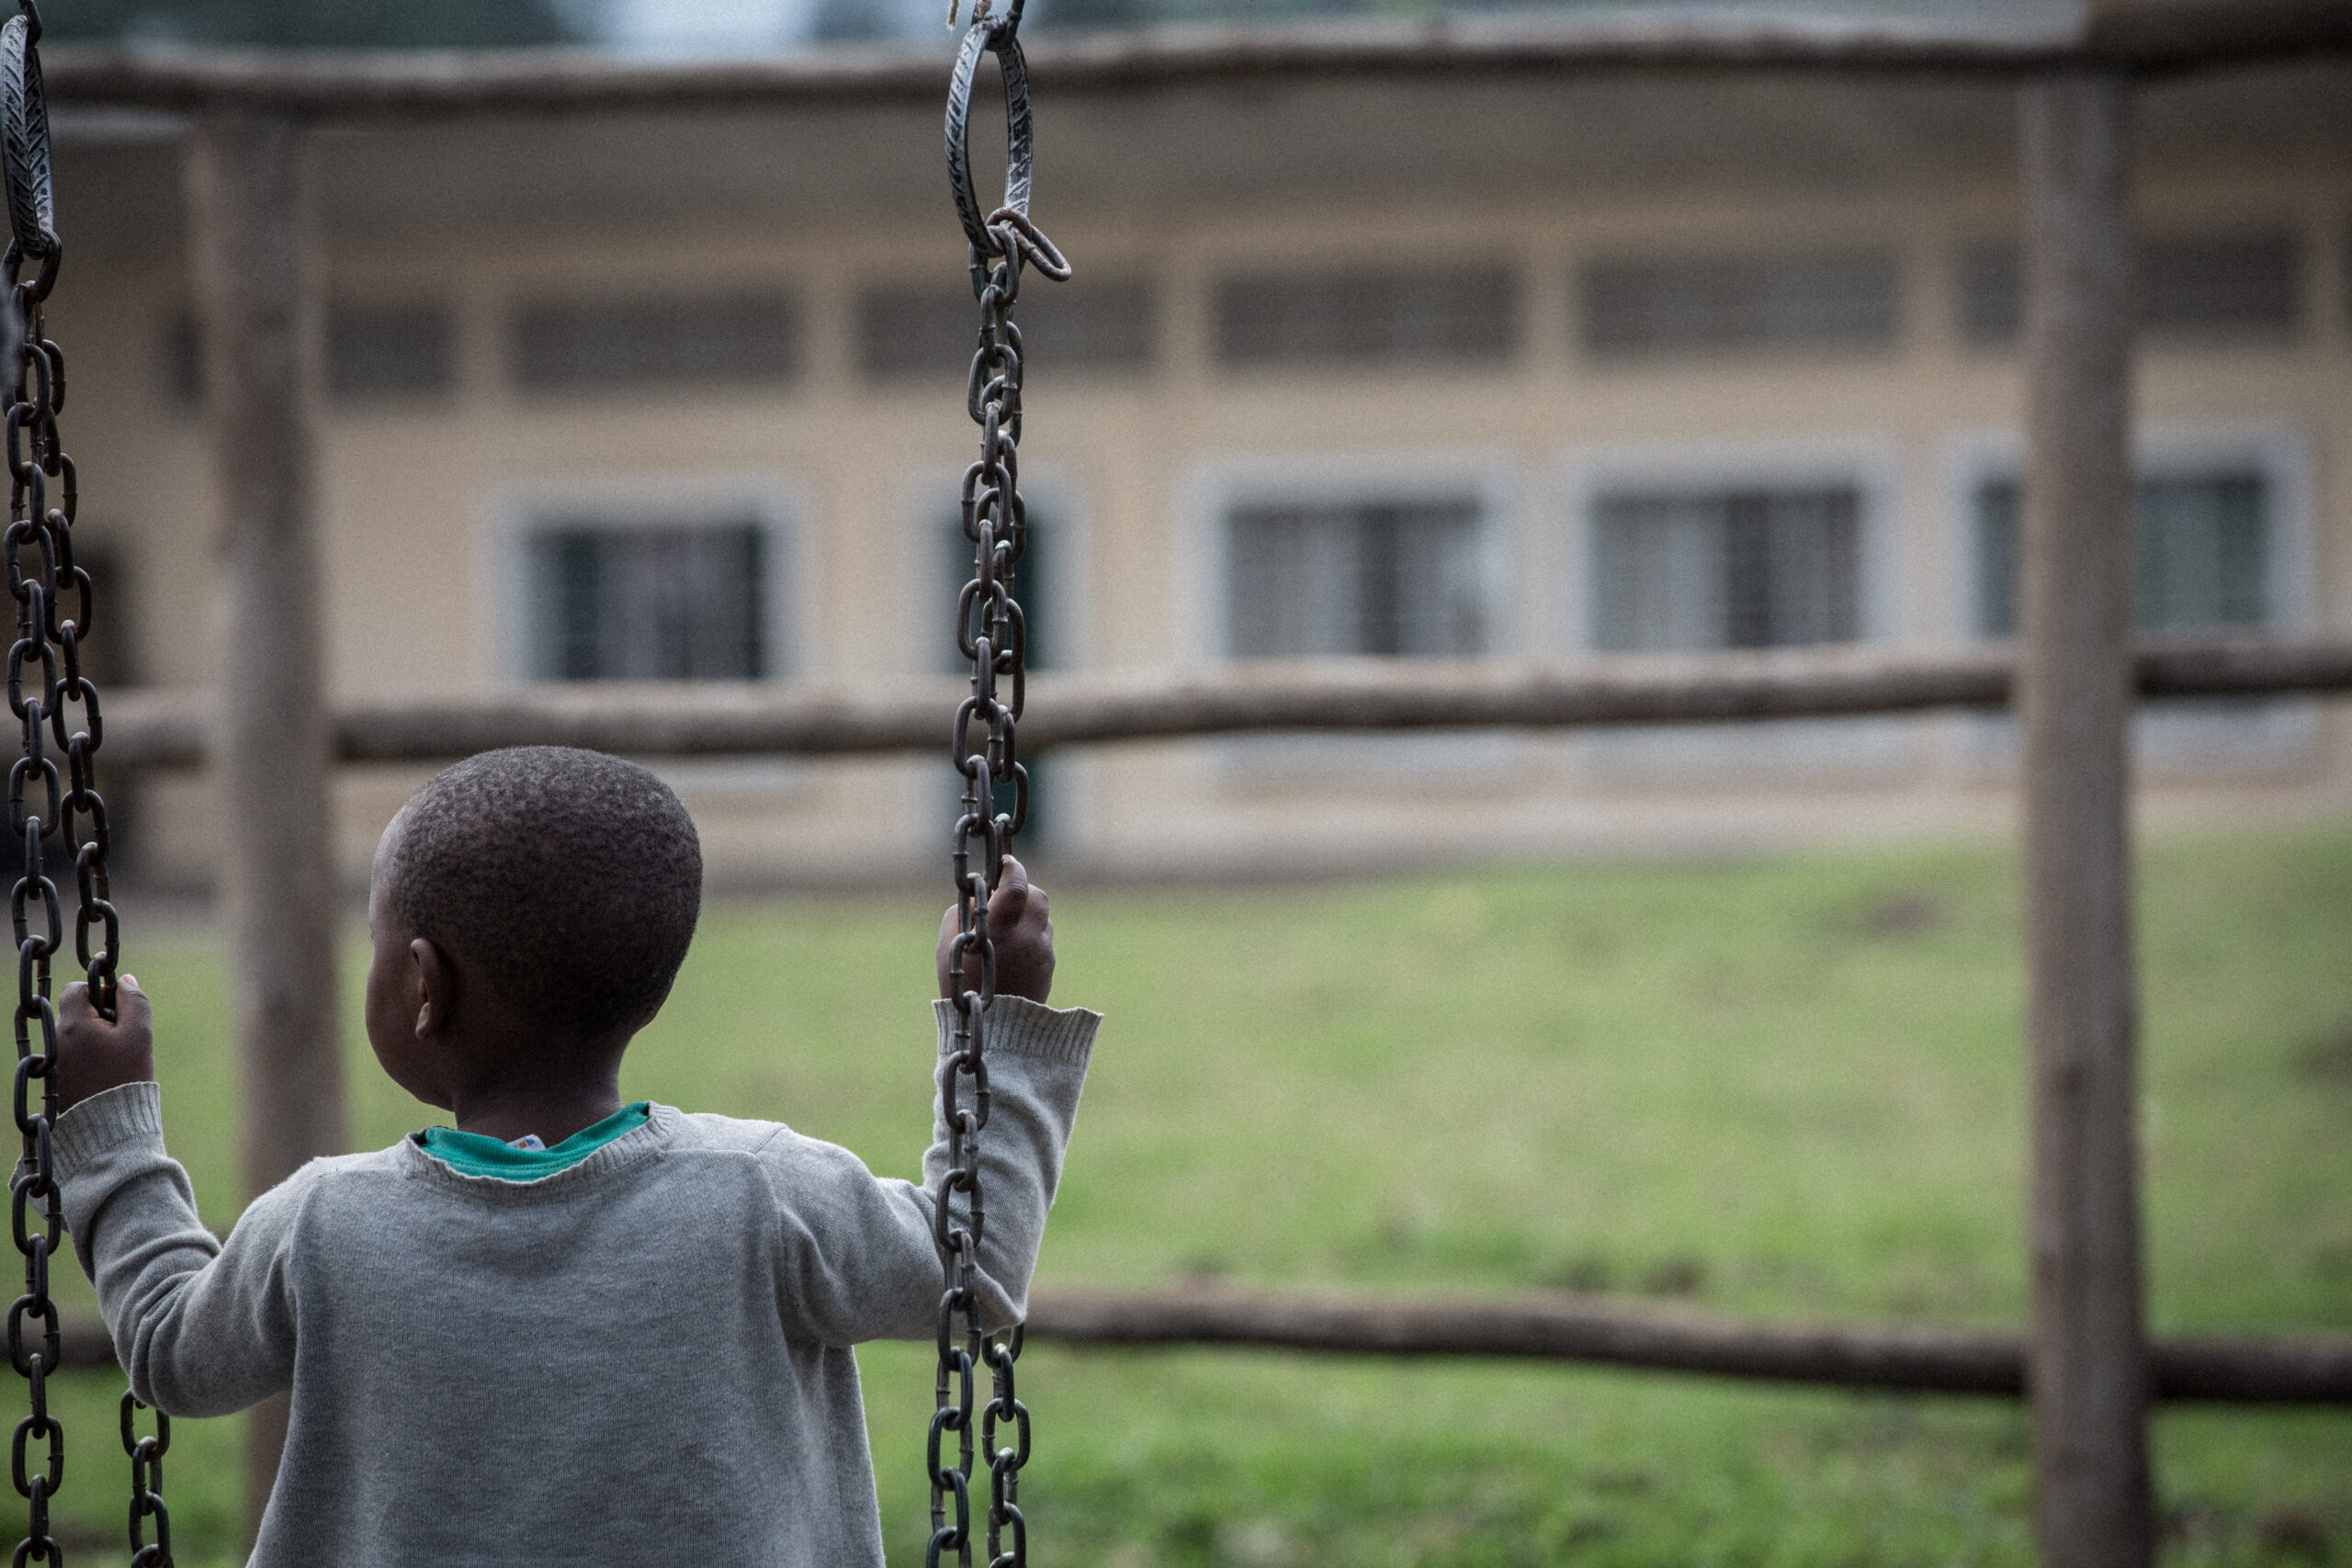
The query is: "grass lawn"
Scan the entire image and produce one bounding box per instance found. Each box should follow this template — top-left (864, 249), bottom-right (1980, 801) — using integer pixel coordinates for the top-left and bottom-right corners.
top-left (6, 824), bottom-right (2349, 1564)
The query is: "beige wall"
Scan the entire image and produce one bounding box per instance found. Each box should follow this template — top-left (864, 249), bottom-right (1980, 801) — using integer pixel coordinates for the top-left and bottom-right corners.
top-left (41, 73), bottom-right (2352, 887)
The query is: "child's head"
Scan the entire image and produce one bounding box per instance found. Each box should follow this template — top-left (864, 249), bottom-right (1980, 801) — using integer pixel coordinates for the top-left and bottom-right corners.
top-left (365, 746), bottom-right (703, 1107)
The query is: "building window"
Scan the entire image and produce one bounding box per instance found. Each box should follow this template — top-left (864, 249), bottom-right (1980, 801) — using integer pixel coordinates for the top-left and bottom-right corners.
top-left (2142, 231), bottom-right (2301, 339)
top-left (1042, 278), bottom-right (1156, 374)
top-left (523, 518), bottom-right (772, 681)
top-left (1214, 266), bottom-right (1515, 369)
top-left (1956, 242), bottom-right (2019, 347)
top-left (859, 288), bottom-right (972, 380)
top-left (1956, 228), bottom-right (2302, 347)
top-left (164, 300), bottom-right (458, 408)
top-left (510, 292), bottom-right (798, 392)
top-left (1973, 470), bottom-right (2270, 638)
top-left (1580, 249), bottom-right (1899, 359)
top-left (861, 277), bottom-right (1155, 380)
top-left (1226, 498), bottom-right (1488, 659)
top-left (328, 300), bottom-right (454, 401)
top-left (1589, 486), bottom-right (1861, 651)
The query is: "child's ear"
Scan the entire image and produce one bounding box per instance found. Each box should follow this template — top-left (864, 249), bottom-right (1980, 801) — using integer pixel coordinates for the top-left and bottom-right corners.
top-left (409, 937), bottom-right (455, 1039)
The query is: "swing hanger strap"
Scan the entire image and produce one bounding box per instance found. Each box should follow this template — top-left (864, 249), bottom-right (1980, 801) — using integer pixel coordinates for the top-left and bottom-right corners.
top-left (0, 1), bottom-right (54, 265)
top-left (944, 13), bottom-right (1069, 275)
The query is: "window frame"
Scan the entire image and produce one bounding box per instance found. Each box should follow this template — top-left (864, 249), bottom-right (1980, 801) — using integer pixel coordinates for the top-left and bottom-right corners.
top-left (1950, 224), bottom-right (2308, 352)
top-left (1942, 423), bottom-right (2316, 773)
top-left (1550, 439), bottom-right (1908, 781)
top-left (1210, 261), bottom-right (1521, 372)
top-left (1945, 423), bottom-right (2314, 649)
top-left (325, 298), bottom-right (459, 406)
top-left (1560, 438), bottom-right (1901, 658)
top-left (857, 275), bottom-right (1159, 383)
top-left (504, 288), bottom-right (802, 397)
top-left (1577, 245), bottom-right (1903, 362)
top-left (482, 478), bottom-right (805, 689)
top-left (1185, 453), bottom-right (1518, 670)
top-left (1180, 454), bottom-right (1520, 781)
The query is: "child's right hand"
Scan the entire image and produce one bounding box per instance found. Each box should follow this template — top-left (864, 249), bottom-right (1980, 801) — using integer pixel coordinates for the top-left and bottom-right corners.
top-left (56, 976), bottom-right (153, 1117)
top-left (936, 855), bottom-right (1055, 1005)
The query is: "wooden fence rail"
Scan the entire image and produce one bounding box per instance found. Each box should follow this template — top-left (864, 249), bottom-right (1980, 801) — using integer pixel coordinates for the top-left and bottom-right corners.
top-left (96, 636), bottom-right (2352, 768)
top-left (53, 1290), bottom-right (2352, 1404)
top-left (1022, 1291), bottom-right (2352, 1404)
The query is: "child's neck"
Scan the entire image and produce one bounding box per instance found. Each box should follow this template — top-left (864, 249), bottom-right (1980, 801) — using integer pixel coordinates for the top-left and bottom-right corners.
top-left (451, 1080), bottom-right (627, 1147)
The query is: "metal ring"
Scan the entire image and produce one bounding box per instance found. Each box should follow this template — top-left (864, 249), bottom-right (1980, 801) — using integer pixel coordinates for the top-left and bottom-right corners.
top-left (944, 18), bottom-right (1034, 256)
top-left (0, 15), bottom-right (51, 260)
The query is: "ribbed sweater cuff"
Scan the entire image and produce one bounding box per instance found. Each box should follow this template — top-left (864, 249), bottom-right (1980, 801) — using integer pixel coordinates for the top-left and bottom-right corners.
top-left (933, 996), bottom-right (1100, 1066)
top-left (51, 1081), bottom-right (164, 1182)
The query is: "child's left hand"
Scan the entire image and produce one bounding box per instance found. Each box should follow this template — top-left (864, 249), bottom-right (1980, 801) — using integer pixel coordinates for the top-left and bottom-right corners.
top-left (55, 976), bottom-right (153, 1116)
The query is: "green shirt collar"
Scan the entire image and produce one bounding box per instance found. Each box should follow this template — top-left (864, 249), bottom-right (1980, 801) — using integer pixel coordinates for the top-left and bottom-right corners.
top-left (413, 1102), bottom-right (652, 1182)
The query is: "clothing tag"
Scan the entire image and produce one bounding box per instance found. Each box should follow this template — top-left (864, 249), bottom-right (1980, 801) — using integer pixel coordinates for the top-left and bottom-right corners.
top-left (507, 1134), bottom-right (547, 1152)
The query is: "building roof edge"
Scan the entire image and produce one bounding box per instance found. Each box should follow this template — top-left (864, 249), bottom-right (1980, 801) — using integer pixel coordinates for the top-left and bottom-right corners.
top-left (33, 3), bottom-right (2352, 122)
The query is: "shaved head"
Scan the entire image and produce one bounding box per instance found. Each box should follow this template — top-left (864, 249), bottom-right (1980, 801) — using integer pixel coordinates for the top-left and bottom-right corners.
top-left (387, 747), bottom-right (702, 1037)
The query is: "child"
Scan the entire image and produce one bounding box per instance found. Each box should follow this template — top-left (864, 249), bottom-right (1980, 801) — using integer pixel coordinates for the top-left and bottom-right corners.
top-left (52, 745), bottom-right (1098, 1566)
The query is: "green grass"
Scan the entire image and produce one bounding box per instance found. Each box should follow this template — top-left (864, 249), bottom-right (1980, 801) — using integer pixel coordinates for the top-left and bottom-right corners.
top-left (8, 825), bottom-right (2352, 1564)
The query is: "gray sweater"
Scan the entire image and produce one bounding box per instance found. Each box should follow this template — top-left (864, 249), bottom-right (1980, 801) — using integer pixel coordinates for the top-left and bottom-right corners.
top-left (54, 996), bottom-right (1097, 1568)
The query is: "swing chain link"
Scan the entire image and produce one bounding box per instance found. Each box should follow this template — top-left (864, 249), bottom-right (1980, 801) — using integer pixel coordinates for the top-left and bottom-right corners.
top-left (119, 1393), bottom-right (168, 1568)
top-left (930, 10), bottom-right (1065, 1568)
top-left (4, 1), bottom-right (137, 1560)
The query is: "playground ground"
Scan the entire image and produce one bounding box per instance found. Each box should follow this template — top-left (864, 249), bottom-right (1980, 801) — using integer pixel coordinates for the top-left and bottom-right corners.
top-left (7, 823), bottom-right (2350, 1565)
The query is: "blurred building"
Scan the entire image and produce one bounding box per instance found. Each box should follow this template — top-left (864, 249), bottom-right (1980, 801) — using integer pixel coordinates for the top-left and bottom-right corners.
top-left (44, 46), bottom-right (2352, 885)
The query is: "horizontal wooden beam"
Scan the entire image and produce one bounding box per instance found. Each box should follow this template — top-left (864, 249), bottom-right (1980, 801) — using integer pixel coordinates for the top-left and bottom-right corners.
top-left (1022, 1289), bottom-right (2352, 1404)
top-left (93, 636), bottom-right (2352, 770)
top-left (40, 2), bottom-right (2352, 119)
top-left (53, 1291), bottom-right (2352, 1402)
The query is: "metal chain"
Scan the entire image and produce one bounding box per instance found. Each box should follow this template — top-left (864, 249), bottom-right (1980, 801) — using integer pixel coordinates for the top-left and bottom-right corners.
top-left (931, 9), bottom-right (1067, 1568)
top-left (120, 1393), bottom-right (168, 1568)
top-left (2, 2), bottom-right (141, 1562)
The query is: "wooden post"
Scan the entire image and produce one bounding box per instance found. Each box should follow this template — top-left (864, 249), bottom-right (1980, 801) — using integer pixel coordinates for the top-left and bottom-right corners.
top-left (2018, 73), bottom-right (2152, 1568)
top-left (186, 107), bottom-right (345, 1544)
